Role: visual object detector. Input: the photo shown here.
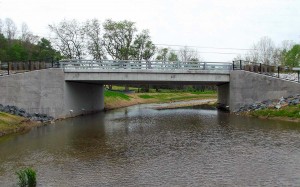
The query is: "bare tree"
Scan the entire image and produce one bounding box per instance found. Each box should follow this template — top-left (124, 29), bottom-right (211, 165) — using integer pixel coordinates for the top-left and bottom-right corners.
top-left (49, 19), bottom-right (85, 59)
top-left (84, 19), bottom-right (106, 60)
top-left (179, 46), bottom-right (200, 62)
top-left (3, 18), bottom-right (17, 41)
top-left (247, 36), bottom-right (275, 65)
top-left (20, 22), bottom-right (39, 44)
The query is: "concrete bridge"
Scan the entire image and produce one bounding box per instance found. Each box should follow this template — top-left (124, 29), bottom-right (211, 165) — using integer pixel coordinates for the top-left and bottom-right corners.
top-left (0, 60), bottom-right (299, 119)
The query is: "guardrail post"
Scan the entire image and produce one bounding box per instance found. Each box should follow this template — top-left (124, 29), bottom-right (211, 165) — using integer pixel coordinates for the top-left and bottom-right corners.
top-left (8, 62), bottom-right (10, 75)
top-left (239, 60), bottom-right (242, 70)
top-left (259, 63), bottom-right (262, 73)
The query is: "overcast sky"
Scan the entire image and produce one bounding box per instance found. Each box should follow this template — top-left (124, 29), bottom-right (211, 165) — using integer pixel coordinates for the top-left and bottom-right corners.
top-left (0, 0), bottom-right (300, 61)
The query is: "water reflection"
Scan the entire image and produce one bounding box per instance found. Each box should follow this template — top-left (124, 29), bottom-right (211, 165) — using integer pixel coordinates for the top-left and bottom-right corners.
top-left (0, 104), bottom-right (300, 186)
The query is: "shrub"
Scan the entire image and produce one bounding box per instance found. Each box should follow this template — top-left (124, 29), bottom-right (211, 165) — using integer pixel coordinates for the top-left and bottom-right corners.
top-left (16, 168), bottom-right (37, 187)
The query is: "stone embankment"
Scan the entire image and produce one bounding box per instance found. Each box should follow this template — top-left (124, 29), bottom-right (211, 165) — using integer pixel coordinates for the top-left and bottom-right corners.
top-left (0, 104), bottom-right (53, 122)
top-left (235, 94), bottom-right (300, 113)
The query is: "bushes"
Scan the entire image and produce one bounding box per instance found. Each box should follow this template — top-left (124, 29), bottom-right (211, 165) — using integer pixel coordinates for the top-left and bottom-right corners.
top-left (16, 168), bottom-right (37, 187)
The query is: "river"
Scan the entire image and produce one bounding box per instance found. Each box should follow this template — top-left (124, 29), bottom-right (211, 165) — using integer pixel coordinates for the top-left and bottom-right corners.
top-left (0, 103), bottom-right (300, 186)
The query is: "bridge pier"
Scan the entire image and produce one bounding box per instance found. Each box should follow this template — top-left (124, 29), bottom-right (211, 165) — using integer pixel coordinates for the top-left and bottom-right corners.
top-left (217, 83), bottom-right (230, 110)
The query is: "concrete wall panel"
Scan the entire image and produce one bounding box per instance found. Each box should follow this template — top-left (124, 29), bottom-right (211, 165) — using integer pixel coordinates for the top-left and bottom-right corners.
top-left (0, 69), bottom-right (104, 119)
top-left (230, 71), bottom-right (300, 111)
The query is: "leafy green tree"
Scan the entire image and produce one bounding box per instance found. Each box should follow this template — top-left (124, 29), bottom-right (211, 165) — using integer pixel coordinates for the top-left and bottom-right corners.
top-left (36, 38), bottom-right (61, 60)
top-left (284, 44), bottom-right (300, 67)
top-left (156, 48), bottom-right (179, 62)
top-left (0, 33), bottom-right (9, 61)
top-left (168, 51), bottom-right (178, 61)
top-left (156, 48), bottom-right (169, 61)
top-left (7, 42), bottom-right (28, 61)
top-left (131, 30), bottom-right (156, 61)
top-left (103, 19), bottom-right (137, 60)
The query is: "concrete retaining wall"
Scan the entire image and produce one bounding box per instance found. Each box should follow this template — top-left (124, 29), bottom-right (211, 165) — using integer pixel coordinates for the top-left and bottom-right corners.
top-left (0, 69), bottom-right (104, 119)
top-left (230, 71), bottom-right (300, 111)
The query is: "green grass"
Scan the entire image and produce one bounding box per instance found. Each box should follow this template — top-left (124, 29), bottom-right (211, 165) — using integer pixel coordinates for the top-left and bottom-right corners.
top-left (0, 112), bottom-right (25, 132)
top-left (191, 90), bottom-right (217, 95)
top-left (251, 104), bottom-right (300, 118)
top-left (138, 93), bottom-right (216, 102)
top-left (104, 90), bottom-right (131, 100)
top-left (138, 94), bottom-right (155, 99)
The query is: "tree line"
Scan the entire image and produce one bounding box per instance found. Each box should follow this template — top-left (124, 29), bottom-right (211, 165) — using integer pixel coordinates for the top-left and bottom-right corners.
top-left (1, 17), bottom-right (299, 67)
top-left (236, 36), bottom-right (300, 67)
top-left (0, 18), bottom-right (61, 62)
top-left (48, 18), bottom-right (201, 62)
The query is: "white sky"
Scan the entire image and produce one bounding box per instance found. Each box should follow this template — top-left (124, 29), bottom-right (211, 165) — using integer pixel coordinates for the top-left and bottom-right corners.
top-left (0, 0), bottom-right (300, 61)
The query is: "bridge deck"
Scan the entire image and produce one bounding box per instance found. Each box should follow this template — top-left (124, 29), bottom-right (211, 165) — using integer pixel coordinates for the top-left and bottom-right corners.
top-left (62, 60), bottom-right (231, 84)
top-left (61, 60), bottom-right (231, 84)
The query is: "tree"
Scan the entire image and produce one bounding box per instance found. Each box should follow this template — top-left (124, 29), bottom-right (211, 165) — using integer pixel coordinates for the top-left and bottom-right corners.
top-left (179, 46), bottom-right (199, 62)
top-left (84, 19), bottom-right (106, 60)
top-left (168, 51), bottom-right (179, 61)
top-left (36, 38), bottom-right (61, 60)
top-left (49, 19), bottom-right (85, 59)
top-left (0, 19), bottom-right (3, 34)
top-left (131, 30), bottom-right (156, 61)
top-left (3, 18), bottom-right (17, 41)
top-left (103, 19), bottom-right (137, 60)
top-left (284, 44), bottom-right (300, 67)
top-left (156, 48), bottom-right (181, 62)
top-left (156, 48), bottom-right (169, 61)
top-left (278, 40), bottom-right (294, 66)
top-left (20, 23), bottom-right (38, 44)
top-left (246, 36), bottom-right (275, 65)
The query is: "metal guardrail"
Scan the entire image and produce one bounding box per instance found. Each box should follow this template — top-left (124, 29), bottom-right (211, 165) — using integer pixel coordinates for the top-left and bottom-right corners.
top-left (61, 59), bottom-right (233, 71)
top-left (233, 60), bottom-right (300, 83)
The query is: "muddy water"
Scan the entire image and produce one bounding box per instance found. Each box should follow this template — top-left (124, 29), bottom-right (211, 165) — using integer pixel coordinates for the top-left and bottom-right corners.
top-left (0, 103), bottom-right (300, 186)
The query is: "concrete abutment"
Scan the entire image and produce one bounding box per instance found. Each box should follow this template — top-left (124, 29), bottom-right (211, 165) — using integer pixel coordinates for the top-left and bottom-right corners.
top-left (229, 71), bottom-right (300, 111)
top-left (0, 69), bottom-right (104, 119)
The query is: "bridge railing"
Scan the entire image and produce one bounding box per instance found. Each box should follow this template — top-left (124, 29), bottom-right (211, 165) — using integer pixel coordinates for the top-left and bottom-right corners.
top-left (60, 59), bottom-right (233, 71)
top-left (233, 60), bottom-right (300, 83)
top-left (0, 57), bottom-right (59, 76)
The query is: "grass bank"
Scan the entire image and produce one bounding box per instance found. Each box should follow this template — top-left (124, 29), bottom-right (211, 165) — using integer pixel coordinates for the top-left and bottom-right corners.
top-left (104, 90), bottom-right (217, 110)
top-left (0, 112), bottom-right (38, 137)
top-left (248, 104), bottom-right (300, 122)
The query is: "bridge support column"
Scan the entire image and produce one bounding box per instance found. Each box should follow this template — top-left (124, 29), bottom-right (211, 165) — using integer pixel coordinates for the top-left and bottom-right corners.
top-left (217, 83), bottom-right (230, 110)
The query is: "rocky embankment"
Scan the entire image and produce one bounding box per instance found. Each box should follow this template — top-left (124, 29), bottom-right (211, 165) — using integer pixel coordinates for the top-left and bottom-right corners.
top-left (0, 104), bottom-right (53, 122)
top-left (235, 94), bottom-right (300, 113)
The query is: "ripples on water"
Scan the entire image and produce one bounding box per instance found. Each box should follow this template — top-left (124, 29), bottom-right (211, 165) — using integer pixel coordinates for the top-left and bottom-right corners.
top-left (0, 104), bottom-right (300, 186)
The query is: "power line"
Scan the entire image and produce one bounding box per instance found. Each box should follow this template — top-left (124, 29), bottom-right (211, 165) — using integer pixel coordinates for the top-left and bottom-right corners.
top-left (169, 49), bottom-right (243, 55)
top-left (154, 43), bottom-right (255, 51)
